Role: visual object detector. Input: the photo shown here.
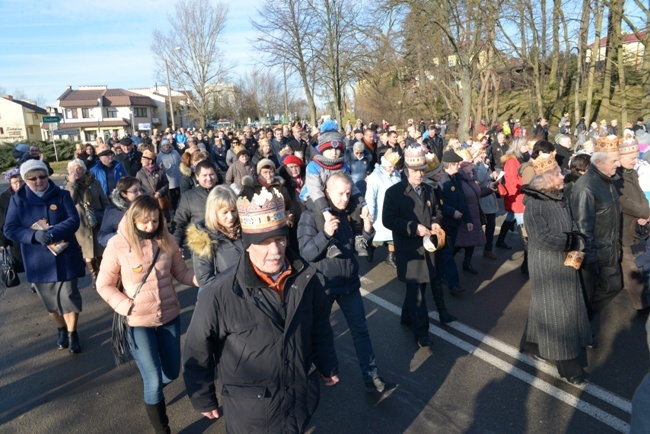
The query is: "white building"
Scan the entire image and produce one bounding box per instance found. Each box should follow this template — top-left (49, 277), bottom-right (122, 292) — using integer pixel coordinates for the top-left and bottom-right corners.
top-left (128, 85), bottom-right (192, 130)
top-left (57, 85), bottom-right (158, 142)
top-left (0, 95), bottom-right (49, 142)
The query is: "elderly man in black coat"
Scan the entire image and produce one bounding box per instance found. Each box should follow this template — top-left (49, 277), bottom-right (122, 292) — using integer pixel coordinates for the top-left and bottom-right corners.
top-left (570, 136), bottom-right (623, 323)
top-left (383, 146), bottom-right (445, 348)
top-left (183, 186), bottom-right (338, 433)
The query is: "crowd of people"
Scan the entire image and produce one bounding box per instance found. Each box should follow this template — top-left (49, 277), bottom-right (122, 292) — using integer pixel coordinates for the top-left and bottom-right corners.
top-left (2, 113), bottom-right (650, 433)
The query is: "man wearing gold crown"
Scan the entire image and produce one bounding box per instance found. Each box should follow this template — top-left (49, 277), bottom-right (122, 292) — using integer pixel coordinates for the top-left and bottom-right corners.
top-left (183, 186), bottom-right (339, 433)
top-left (570, 136), bottom-right (623, 328)
top-left (383, 145), bottom-right (446, 348)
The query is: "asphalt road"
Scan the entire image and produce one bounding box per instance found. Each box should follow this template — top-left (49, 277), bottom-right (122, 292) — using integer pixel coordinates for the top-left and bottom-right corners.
top-left (0, 218), bottom-right (647, 434)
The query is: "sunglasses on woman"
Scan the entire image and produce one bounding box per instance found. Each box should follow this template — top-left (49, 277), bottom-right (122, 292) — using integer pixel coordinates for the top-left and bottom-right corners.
top-left (25, 175), bottom-right (48, 181)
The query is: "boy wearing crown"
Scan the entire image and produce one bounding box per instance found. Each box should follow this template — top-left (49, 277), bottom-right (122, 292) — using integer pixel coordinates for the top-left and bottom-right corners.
top-left (183, 186), bottom-right (339, 433)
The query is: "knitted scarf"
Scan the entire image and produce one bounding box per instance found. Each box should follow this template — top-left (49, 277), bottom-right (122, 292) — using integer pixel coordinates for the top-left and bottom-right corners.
top-left (312, 154), bottom-right (344, 170)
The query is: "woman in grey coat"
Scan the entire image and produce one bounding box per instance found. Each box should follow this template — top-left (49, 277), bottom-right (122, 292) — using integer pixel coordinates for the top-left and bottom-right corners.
top-left (63, 159), bottom-right (109, 289)
top-left (519, 155), bottom-right (592, 385)
top-left (186, 185), bottom-right (243, 290)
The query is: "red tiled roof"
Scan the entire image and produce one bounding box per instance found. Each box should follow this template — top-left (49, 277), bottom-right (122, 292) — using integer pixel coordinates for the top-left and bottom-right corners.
top-left (58, 88), bottom-right (157, 108)
top-left (587, 31), bottom-right (647, 49)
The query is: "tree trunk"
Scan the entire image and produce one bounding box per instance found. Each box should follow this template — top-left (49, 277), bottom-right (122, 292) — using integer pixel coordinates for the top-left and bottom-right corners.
top-left (585, 0), bottom-right (604, 123)
top-left (575, 0), bottom-right (591, 122)
top-left (614, 0), bottom-right (627, 126)
top-left (458, 65), bottom-right (473, 142)
top-left (491, 72), bottom-right (501, 124)
top-left (549, 0), bottom-right (561, 85)
top-left (603, 0), bottom-right (621, 101)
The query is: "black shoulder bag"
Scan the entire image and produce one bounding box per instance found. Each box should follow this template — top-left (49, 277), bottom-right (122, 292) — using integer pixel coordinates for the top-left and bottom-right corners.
top-left (1, 246), bottom-right (19, 287)
top-left (111, 248), bottom-right (161, 367)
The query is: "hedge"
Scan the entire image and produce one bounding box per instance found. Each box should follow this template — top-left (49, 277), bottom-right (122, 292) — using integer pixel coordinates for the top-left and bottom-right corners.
top-left (0, 140), bottom-right (78, 172)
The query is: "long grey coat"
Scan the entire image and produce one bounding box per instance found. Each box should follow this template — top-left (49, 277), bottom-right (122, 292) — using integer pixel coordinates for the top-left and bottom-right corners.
top-left (521, 186), bottom-right (591, 360)
top-left (64, 174), bottom-right (109, 259)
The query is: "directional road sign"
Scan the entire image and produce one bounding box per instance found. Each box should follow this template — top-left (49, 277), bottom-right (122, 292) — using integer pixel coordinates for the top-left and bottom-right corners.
top-left (53, 129), bottom-right (79, 136)
top-left (42, 116), bottom-right (62, 123)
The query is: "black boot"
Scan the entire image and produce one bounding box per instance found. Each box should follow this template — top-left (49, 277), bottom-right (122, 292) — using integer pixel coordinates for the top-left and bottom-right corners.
top-left (68, 331), bottom-right (81, 354)
top-left (385, 251), bottom-right (397, 268)
top-left (462, 260), bottom-right (478, 274)
top-left (145, 400), bottom-right (171, 434)
top-left (57, 326), bottom-right (68, 349)
top-left (86, 259), bottom-right (98, 290)
top-left (432, 278), bottom-right (456, 323)
top-left (367, 244), bottom-right (375, 263)
top-left (520, 251), bottom-right (529, 276)
top-left (496, 220), bottom-right (514, 249)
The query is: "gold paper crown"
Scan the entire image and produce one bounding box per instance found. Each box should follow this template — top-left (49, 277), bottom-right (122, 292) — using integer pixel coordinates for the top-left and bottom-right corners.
top-left (456, 149), bottom-right (472, 162)
top-left (532, 154), bottom-right (559, 175)
top-left (382, 148), bottom-right (401, 166)
top-left (619, 136), bottom-right (639, 155)
top-left (233, 145), bottom-right (248, 156)
top-left (404, 146), bottom-right (427, 169)
top-left (595, 135), bottom-right (621, 153)
top-left (424, 153), bottom-right (442, 176)
top-left (236, 187), bottom-right (287, 234)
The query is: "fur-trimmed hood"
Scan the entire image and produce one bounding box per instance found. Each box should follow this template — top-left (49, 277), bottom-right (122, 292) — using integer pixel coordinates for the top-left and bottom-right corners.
top-left (180, 162), bottom-right (192, 177)
top-left (500, 153), bottom-right (518, 164)
top-left (186, 221), bottom-right (224, 259)
top-left (109, 187), bottom-right (130, 211)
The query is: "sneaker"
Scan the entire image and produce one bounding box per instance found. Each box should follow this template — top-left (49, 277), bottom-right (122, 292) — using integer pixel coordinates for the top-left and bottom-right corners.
top-left (326, 244), bottom-right (343, 259)
top-left (365, 376), bottom-right (395, 393)
top-left (355, 235), bottom-right (369, 257)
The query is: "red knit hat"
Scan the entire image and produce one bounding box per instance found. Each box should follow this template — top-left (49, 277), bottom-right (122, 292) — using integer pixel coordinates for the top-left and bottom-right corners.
top-left (283, 154), bottom-right (305, 168)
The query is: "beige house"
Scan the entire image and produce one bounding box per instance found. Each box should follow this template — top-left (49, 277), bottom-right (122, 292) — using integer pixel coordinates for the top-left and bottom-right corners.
top-left (0, 95), bottom-right (49, 142)
top-left (128, 85), bottom-right (191, 130)
top-left (586, 32), bottom-right (647, 69)
top-left (57, 85), bottom-right (158, 142)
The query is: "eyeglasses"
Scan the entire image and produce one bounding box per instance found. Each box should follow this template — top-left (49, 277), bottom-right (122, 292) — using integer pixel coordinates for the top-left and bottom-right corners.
top-left (25, 175), bottom-right (48, 181)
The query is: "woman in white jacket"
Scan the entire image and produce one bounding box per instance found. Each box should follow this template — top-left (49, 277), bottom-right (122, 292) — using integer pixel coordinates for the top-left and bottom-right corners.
top-left (365, 149), bottom-right (402, 267)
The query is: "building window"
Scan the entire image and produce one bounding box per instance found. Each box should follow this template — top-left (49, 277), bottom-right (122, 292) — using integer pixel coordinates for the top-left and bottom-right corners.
top-left (106, 108), bottom-right (117, 118)
top-left (65, 108), bottom-right (78, 119)
top-left (133, 107), bottom-right (147, 117)
top-left (82, 108), bottom-right (90, 118)
top-left (0, 127), bottom-right (3, 135)
top-left (28, 126), bottom-right (34, 134)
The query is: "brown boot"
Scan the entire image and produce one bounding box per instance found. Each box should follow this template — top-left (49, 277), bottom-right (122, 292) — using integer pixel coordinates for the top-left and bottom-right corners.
top-left (86, 259), bottom-right (98, 290)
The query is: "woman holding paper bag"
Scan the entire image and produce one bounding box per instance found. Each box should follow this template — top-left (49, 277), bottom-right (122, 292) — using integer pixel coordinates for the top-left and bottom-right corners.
top-left (4, 159), bottom-right (86, 354)
top-left (518, 154), bottom-right (592, 385)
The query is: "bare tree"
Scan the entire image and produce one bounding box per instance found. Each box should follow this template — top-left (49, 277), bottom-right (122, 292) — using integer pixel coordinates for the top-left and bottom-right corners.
top-left (252, 0), bottom-right (319, 125)
top-left (151, 0), bottom-right (231, 128)
top-left (308, 0), bottom-right (360, 126)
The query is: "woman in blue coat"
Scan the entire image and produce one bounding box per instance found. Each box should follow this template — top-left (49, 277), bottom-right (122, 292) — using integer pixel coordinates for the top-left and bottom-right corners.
top-left (4, 160), bottom-right (86, 354)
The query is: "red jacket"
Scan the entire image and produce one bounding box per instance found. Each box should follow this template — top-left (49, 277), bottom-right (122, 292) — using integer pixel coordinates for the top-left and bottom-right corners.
top-left (501, 154), bottom-right (525, 213)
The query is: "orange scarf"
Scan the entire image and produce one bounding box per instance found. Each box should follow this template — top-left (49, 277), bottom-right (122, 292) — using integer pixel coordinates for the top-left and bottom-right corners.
top-left (251, 260), bottom-right (292, 301)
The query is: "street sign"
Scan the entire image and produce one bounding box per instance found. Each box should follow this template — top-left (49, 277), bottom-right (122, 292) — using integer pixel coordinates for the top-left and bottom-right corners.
top-left (138, 123), bottom-right (152, 130)
top-left (42, 116), bottom-right (62, 123)
top-left (53, 129), bottom-right (79, 136)
top-left (48, 123), bottom-right (58, 131)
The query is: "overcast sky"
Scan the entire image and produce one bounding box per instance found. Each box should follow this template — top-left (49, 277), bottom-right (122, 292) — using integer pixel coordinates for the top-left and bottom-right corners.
top-left (0, 0), bottom-right (262, 107)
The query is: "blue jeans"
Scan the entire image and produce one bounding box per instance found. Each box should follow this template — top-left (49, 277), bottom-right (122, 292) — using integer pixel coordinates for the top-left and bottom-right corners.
top-left (327, 290), bottom-right (378, 383)
top-left (127, 316), bottom-right (181, 404)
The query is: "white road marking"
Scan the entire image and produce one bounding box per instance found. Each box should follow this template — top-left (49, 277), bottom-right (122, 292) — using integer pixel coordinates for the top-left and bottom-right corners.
top-left (359, 287), bottom-right (631, 433)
